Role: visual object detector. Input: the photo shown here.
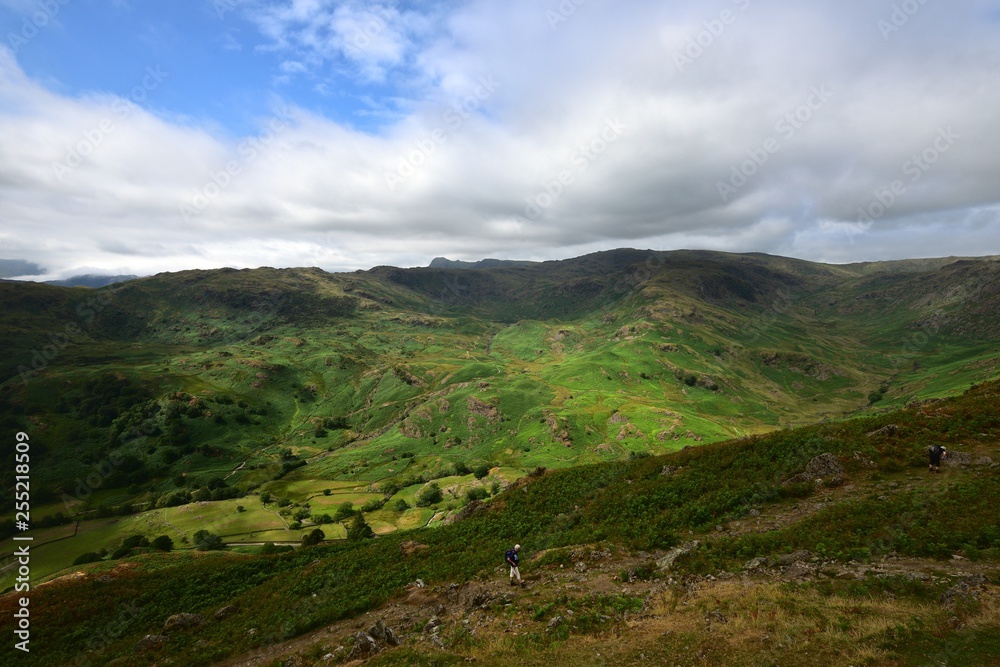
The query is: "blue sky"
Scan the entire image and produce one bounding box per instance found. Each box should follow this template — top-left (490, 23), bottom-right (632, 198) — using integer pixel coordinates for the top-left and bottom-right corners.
top-left (1, 0), bottom-right (999, 279)
top-left (1, 0), bottom-right (419, 136)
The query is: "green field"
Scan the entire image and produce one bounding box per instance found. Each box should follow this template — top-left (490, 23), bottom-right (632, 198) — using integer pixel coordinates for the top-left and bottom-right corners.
top-left (1, 250), bottom-right (999, 590)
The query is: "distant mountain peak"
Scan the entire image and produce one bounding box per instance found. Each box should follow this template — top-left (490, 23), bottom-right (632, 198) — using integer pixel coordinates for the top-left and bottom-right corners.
top-left (45, 274), bottom-right (138, 288)
top-left (428, 257), bottom-right (535, 269)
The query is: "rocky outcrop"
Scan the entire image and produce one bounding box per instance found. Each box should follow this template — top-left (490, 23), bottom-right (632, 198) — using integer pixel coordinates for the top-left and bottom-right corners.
top-left (787, 453), bottom-right (844, 484)
top-left (163, 613), bottom-right (205, 633)
top-left (467, 396), bottom-right (500, 423)
top-left (347, 620), bottom-right (401, 660)
top-left (657, 541), bottom-right (700, 571)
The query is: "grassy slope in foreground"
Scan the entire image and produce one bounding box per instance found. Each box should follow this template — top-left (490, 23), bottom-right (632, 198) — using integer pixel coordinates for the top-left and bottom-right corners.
top-left (2, 378), bottom-right (999, 666)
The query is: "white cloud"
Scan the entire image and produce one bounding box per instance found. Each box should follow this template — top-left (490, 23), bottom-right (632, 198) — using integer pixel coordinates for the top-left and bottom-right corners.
top-left (2, 0), bottom-right (1000, 280)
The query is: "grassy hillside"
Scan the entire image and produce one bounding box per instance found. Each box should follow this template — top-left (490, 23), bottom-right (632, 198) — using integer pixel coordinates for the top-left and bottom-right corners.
top-left (2, 377), bottom-right (998, 666)
top-left (1, 250), bottom-right (998, 589)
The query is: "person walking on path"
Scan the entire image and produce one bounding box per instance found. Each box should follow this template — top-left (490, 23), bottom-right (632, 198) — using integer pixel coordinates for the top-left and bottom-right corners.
top-left (506, 544), bottom-right (523, 587)
top-left (929, 444), bottom-right (947, 473)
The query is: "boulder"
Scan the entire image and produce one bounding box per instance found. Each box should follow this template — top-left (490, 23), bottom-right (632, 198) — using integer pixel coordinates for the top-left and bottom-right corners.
top-left (163, 613), bottom-right (205, 633)
top-left (657, 541), bottom-right (700, 571)
top-left (368, 620), bottom-right (400, 647)
top-left (786, 453), bottom-right (843, 484)
top-left (214, 605), bottom-right (238, 621)
top-left (135, 634), bottom-right (167, 652)
top-left (347, 632), bottom-right (380, 660)
top-left (803, 453), bottom-right (843, 478)
top-left (457, 584), bottom-right (495, 610)
top-left (546, 615), bottom-right (564, 631)
top-left (771, 550), bottom-right (811, 567)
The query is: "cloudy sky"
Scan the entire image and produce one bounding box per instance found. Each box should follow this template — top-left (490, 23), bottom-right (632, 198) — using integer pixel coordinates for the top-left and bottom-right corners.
top-left (1, 0), bottom-right (999, 280)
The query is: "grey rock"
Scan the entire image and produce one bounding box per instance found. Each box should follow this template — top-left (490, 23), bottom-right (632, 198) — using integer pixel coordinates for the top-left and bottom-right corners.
top-left (347, 632), bottom-right (380, 660)
top-left (788, 453), bottom-right (844, 484)
top-left (135, 634), bottom-right (167, 652)
top-left (657, 541), bottom-right (700, 570)
top-left (368, 620), bottom-right (400, 647)
top-left (941, 576), bottom-right (987, 608)
top-left (771, 550), bottom-right (811, 567)
top-left (214, 605), bottom-right (238, 620)
top-left (163, 613), bottom-right (205, 633)
top-left (546, 615), bottom-right (564, 631)
top-left (786, 561), bottom-right (816, 579)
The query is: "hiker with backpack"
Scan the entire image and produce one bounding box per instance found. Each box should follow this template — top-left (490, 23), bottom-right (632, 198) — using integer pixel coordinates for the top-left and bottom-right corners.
top-left (506, 544), bottom-right (523, 587)
top-left (929, 444), bottom-right (947, 473)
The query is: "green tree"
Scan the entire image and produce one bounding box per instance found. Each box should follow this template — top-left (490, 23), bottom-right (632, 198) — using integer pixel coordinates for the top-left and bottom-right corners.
top-left (151, 535), bottom-right (174, 551)
top-left (466, 487), bottom-right (489, 501)
top-left (347, 513), bottom-right (375, 541)
top-left (193, 530), bottom-right (224, 551)
top-left (333, 501), bottom-right (356, 521)
top-left (73, 552), bottom-right (102, 565)
top-left (301, 528), bottom-right (325, 547)
top-left (121, 534), bottom-right (149, 549)
top-left (416, 482), bottom-right (443, 507)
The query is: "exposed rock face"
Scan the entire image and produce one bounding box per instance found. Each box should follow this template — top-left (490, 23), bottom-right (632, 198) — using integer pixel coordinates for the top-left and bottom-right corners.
top-left (347, 620), bottom-right (401, 660)
top-left (135, 634), bottom-right (167, 652)
top-left (214, 605), bottom-right (238, 620)
top-left (347, 631), bottom-right (380, 660)
top-left (400, 540), bottom-right (429, 557)
top-left (787, 453), bottom-right (844, 484)
top-left (803, 453), bottom-right (844, 478)
top-left (457, 583), bottom-right (496, 610)
top-left (657, 541), bottom-right (700, 570)
top-left (368, 620), bottom-right (400, 647)
top-left (163, 613), bottom-right (205, 633)
top-left (467, 396), bottom-right (500, 423)
top-left (941, 575), bottom-right (988, 608)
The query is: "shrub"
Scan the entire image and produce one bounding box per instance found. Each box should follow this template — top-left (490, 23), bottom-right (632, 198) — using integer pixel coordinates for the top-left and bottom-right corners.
top-left (73, 552), bottom-right (102, 565)
top-left (151, 535), bottom-right (174, 552)
top-left (333, 502), bottom-right (356, 521)
top-left (259, 542), bottom-right (293, 555)
top-left (361, 498), bottom-right (386, 513)
top-left (193, 530), bottom-right (224, 551)
top-left (347, 514), bottom-right (375, 541)
top-left (110, 546), bottom-right (132, 560)
top-left (466, 487), bottom-right (489, 502)
top-left (121, 535), bottom-right (149, 549)
top-left (473, 464), bottom-right (491, 480)
top-left (416, 483), bottom-right (443, 507)
top-left (393, 499), bottom-right (410, 512)
top-left (302, 528), bottom-right (325, 547)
